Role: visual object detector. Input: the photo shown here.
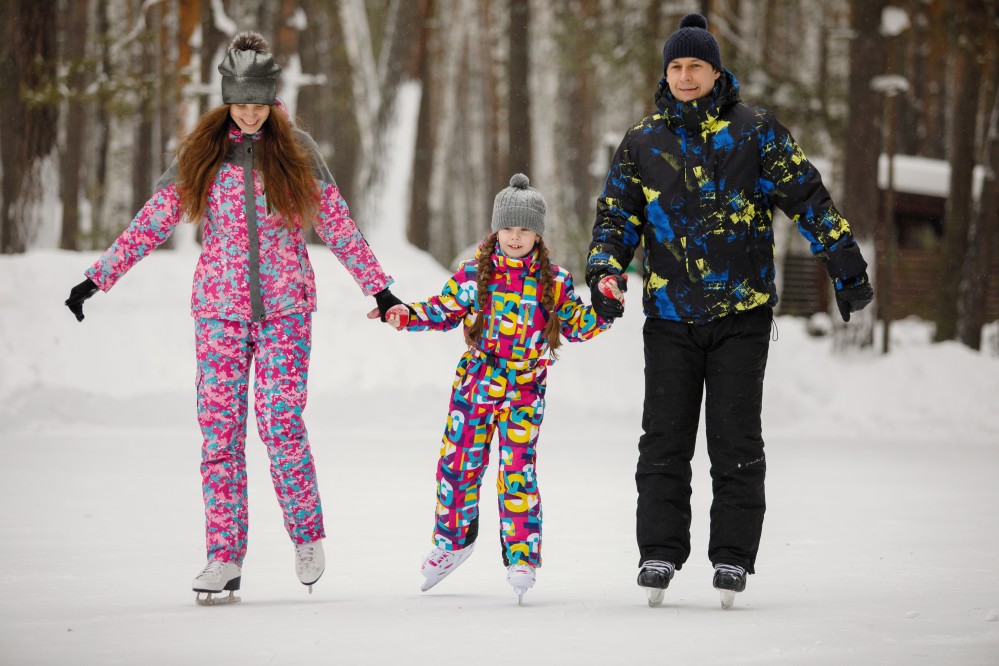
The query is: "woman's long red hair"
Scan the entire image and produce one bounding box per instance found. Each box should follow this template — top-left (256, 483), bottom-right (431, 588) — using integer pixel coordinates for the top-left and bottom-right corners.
top-left (176, 105), bottom-right (319, 229)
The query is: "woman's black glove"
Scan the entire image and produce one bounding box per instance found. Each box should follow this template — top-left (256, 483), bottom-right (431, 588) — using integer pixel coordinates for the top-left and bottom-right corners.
top-left (65, 278), bottom-right (99, 322)
top-left (372, 288), bottom-right (404, 322)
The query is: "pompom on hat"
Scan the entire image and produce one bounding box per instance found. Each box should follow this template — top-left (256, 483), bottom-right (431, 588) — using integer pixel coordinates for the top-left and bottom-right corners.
top-left (491, 173), bottom-right (547, 236)
top-left (662, 13), bottom-right (722, 72)
top-left (218, 32), bottom-right (282, 105)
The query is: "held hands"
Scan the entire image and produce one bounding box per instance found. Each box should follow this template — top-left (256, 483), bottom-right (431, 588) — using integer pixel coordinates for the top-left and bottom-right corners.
top-left (366, 288), bottom-right (412, 330)
top-left (835, 275), bottom-right (874, 322)
top-left (383, 304), bottom-right (411, 330)
top-left (65, 278), bottom-right (99, 322)
top-left (592, 273), bottom-right (628, 320)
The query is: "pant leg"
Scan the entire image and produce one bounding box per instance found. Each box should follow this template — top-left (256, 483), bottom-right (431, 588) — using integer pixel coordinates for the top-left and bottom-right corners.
top-left (433, 353), bottom-right (495, 550)
top-left (251, 313), bottom-right (325, 545)
top-left (195, 317), bottom-right (252, 565)
top-left (496, 364), bottom-right (546, 567)
top-left (703, 307), bottom-right (771, 573)
top-left (636, 318), bottom-right (706, 568)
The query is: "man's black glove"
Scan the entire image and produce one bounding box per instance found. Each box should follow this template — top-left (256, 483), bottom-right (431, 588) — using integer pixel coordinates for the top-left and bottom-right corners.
top-left (835, 276), bottom-right (874, 323)
top-left (591, 273), bottom-right (628, 321)
top-left (65, 278), bottom-right (99, 322)
top-left (373, 288), bottom-right (404, 322)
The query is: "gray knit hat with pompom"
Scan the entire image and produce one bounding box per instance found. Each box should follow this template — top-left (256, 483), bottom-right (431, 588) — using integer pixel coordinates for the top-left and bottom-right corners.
top-left (218, 32), bottom-right (282, 104)
top-left (491, 173), bottom-right (546, 235)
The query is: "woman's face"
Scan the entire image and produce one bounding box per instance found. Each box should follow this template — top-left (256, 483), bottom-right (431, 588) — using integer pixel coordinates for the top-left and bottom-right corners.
top-left (230, 104), bottom-right (271, 134)
top-left (665, 57), bottom-right (720, 102)
top-left (496, 227), bottom-right (538, 258)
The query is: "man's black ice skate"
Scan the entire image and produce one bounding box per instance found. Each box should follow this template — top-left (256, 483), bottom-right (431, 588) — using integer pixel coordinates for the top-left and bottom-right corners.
top-left (637, 560), bottom-right (675, 607)
top-left (712, 563), bottom-right (747, 609)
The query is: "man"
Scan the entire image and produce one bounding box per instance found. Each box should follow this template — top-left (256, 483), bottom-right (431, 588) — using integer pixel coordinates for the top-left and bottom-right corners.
top-left (586, 13), bottom-right (873, 609)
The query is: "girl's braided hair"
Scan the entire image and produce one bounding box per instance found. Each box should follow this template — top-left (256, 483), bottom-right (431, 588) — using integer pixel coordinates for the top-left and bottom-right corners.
top-left (464, 233), bottom-right (563, 359)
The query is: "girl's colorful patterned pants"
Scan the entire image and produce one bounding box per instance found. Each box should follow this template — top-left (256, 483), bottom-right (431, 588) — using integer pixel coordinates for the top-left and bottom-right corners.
top-left (195, 313), bottom-right (324, 565)
top-left (433, 350), bottom-right (547, 567)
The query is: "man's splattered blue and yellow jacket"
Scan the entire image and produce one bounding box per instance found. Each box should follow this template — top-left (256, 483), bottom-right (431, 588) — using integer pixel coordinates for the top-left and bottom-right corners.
top-left (587, 69), bottom-right (868, 324)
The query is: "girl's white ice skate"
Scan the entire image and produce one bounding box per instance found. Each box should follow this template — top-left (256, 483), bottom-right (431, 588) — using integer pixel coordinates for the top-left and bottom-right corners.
top-left (506, 563), bottom-right (536, 604)
top-left (192, 560), bottom-right (241, 606)
top-left (420, 543), bottom-right (475, 591)
top-left (295, 540), bottom-right (326, 593)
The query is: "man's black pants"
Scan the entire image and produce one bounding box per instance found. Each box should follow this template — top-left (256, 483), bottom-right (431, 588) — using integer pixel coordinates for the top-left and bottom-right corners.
top-left (636, 307), bottom-right (771, 574)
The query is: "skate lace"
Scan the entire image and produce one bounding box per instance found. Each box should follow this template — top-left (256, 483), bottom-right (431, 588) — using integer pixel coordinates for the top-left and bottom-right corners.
top-left (426, 548), bottom-right (452, 567)
top-left (641, 560), bottom-right (675, 578)
top-left (506, 563), bottom-right (536, 586)
top-left (714, 563), bottom-right (746, 577)
top-left (296, 543), bottom-right (318, 565)
top-left (197, 560), bottom-right (225, 578)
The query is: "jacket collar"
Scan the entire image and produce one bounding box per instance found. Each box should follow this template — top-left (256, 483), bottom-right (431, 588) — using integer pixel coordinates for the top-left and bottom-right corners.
top-left (479, 243), bottom-right (540, 275)
top-left (655, 68), bottom-right (741, 130)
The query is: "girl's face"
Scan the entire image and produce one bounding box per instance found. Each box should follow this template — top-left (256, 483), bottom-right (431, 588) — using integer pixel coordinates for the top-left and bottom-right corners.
top-left (230, 104), bottom-right (271, 134)
top-left (496, 227), bottom-right (538, 258)
top-left (665, 57), bottom-right (720, 102)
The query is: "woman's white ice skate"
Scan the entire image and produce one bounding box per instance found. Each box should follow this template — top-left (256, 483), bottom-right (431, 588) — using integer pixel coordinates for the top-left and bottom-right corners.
top-left (192, 560), bottom-right (241, 606)
top-left (295, 540), bottom-right (326, 593)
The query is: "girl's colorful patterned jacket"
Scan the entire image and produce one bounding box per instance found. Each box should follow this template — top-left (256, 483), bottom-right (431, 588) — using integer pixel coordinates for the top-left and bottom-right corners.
top-left (403, 246), bottom-right (610, 363)
top-left (86, 117), bottom-right (391, 323)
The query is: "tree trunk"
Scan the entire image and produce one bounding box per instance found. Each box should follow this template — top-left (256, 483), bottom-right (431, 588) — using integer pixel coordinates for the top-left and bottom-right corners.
top-left (934, 0), bottom-right (983, 343)
top-left (558, 0), bottom-right (599, 275)
top-left (427, 0), bottom-right (469, 264)
top-left (837, 0), bottom-right (886, 350)
top-left (0, 0), bottom-right (58, 254)
top-left (508, 0), bottom-right (531, 175)
top-left (407, 0), bottom-right (436, 251)
top-left (59, 0), bottom-right (90, 250)
top-left (957, 5), bottom-right (998, 349)
top-left (134, 26), bottom-right (155, 213)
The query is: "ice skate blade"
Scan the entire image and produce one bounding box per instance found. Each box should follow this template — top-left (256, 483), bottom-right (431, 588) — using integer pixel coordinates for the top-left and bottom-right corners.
top-left (646, 587), bottom-right (665, 607)
top-left (514, 587), bottom-right (528, 605)
top-left (195, 591), bottom-right (241, 606)
top-left (719, 589), bottom-right (736, 609)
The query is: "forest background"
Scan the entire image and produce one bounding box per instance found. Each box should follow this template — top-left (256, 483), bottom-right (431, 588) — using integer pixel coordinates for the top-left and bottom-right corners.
top-left (1, 0), bottom-right (997, 352)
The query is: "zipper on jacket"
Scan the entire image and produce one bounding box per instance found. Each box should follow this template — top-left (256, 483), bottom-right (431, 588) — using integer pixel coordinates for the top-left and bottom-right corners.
top-left (242, 140), bottom-right (266, 322)
top-left (679, 128), bottom-right (699, 284)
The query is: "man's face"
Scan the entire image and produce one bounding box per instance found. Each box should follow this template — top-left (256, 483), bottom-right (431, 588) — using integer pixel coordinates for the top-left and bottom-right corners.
top-left (665, 57), bottom-right (721, 102)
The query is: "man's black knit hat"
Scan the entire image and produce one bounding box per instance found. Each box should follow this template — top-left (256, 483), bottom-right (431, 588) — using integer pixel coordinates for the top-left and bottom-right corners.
top-left (662, 13), bottom-right (722, 72)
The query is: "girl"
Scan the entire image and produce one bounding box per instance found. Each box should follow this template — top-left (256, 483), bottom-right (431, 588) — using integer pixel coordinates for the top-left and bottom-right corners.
top-left (377, 174), bottom-right (625, 602)
top-left (64, 32), bottom-right (403, 605)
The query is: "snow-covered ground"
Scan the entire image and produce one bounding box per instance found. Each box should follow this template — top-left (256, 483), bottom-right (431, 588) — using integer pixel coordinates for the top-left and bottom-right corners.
top-left (2, 242), bottom-right (998, 665)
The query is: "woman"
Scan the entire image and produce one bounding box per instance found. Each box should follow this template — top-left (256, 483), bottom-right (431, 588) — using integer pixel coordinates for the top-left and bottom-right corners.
top-left (65, 32), bottom-right (403, 605)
